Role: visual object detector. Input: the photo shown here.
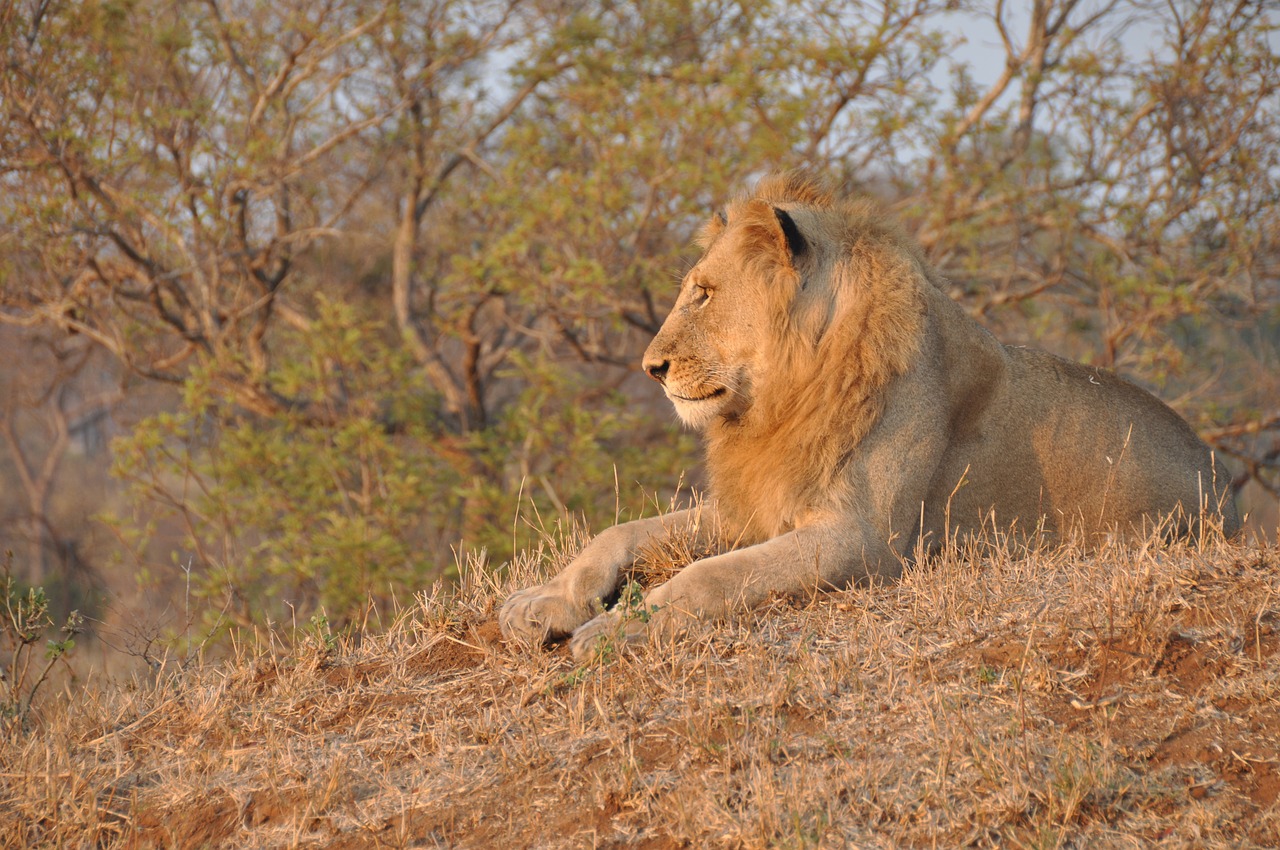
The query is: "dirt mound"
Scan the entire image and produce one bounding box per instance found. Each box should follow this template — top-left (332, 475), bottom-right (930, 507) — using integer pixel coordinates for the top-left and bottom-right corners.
top-left (6, 539), bottom-right (1280, 848)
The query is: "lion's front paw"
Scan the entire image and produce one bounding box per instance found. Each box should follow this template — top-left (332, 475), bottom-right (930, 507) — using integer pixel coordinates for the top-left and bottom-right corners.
top-left (568, 610), bottom-right (649, 663)
top-left (499, 584), bottom-right (595, 645)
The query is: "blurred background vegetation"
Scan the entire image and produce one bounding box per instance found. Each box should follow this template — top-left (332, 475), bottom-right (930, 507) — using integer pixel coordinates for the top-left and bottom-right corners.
top-left (1, 0), bottom-right (1277, 669)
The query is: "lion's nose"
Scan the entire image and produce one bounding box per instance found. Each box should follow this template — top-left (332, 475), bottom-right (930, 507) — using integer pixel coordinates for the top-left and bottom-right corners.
top-left (644, 358), bottom-right (669, 384)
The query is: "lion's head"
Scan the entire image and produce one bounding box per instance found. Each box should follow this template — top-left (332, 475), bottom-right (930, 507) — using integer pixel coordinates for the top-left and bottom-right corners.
top-left (643, 173), bottom-right (931, 539)
top-left (643, 173), bottom-right (926, 434)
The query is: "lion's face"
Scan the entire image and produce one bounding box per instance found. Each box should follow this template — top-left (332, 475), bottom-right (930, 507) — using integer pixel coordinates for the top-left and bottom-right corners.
top-left (643, 210), bottom-right (794, 430)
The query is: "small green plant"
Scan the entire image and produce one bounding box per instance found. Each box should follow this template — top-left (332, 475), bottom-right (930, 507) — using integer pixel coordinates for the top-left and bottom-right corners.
top-left (307, 612), bottom-right (340, 655)
top-left (1, 552), bottom-right (83, 732)
top-left (549, 664), bottom-right (597, 693)
top-left (614, 580), bottom-right (659, 624)
top-left (572, 580), bottom-right (664, 667)
top-left (577, 631), bottom-right (619, 667)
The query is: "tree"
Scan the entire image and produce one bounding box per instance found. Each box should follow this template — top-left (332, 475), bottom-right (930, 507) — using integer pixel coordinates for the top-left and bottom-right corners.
top-left (0, 327), bottom-right (119, 595)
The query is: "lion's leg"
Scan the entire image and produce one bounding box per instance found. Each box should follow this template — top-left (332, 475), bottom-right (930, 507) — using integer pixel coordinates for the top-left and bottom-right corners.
top-left (564, 372), bottom-right (952, 661)
top-left (567, 519), bottom-right (901, 660)
top-left (566, 408), bottom-right (954, 660)
top-left (500, 507), bottom-right (710, 645)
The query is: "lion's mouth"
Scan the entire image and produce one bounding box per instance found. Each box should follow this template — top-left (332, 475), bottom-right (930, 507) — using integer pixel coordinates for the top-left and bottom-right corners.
top-left (670, 387), bottom-right (726, 403)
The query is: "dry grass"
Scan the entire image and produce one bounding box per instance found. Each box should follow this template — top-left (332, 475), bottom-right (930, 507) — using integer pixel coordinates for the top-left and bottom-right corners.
top-left (4, 529), bottom-right (1280, 849)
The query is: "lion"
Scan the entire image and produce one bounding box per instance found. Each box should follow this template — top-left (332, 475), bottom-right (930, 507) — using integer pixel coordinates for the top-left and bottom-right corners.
top-left (500, 173), bottom-right (1240, 660)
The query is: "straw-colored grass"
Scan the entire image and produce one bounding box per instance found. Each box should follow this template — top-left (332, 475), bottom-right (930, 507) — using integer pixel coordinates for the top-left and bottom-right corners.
top-left (4, 527), bottom-right (1280, 849)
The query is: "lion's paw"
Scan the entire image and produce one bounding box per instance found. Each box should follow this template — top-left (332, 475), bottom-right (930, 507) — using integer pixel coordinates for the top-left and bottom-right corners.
top-left (568, 610), bottom-right (648, 663)
top-left (499, 585), bottom-right (593, 645)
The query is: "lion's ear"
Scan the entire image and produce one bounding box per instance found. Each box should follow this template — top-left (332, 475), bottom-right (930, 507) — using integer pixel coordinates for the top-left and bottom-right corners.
top-left (736, 199), bottom-right (804, 275)
top-left (773, 207), bottom-right (806, 266)
top-left (696, 208), bottom-right (728, 249)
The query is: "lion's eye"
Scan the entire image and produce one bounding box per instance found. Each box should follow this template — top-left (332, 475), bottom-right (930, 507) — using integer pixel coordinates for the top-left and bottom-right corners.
top-left (692, 285), bottom-right (713, 307)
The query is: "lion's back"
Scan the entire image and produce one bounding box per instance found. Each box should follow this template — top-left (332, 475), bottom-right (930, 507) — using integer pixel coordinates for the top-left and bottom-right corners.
top-left (934, 345), bottom-right (1238, 539)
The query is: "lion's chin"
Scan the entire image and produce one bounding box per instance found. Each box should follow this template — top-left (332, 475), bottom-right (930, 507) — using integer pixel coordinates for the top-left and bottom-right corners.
top-left (667, 387), bottom-right (728, 430)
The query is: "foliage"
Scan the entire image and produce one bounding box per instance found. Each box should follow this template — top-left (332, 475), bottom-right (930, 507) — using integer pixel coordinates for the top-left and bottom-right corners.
top-left (1, 551), bottom-right (83, 732)
top-left (109, 298), bottom-right (461, 626)
top-left (107, 297), bottom-right (694, 628)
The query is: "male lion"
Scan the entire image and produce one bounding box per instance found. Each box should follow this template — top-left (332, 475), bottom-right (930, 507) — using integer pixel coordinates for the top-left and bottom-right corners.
top-left (501, 173), bottom-right (1240, 660)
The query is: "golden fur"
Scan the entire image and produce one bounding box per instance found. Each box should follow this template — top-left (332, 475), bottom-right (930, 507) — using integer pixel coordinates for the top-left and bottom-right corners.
top-left (501, 173), bottom-right (1240, 660)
